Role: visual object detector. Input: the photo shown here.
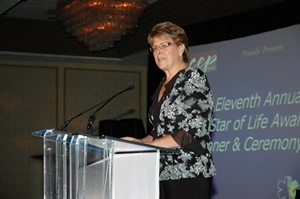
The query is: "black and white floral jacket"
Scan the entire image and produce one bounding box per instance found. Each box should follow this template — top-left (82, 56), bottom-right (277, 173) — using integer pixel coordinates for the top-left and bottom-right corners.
top-left (149, 66), bottom-right (216, 181)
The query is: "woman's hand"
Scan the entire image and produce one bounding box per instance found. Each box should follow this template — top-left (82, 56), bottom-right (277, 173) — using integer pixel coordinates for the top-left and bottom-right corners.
top-left (121, 136), bottom-right (144, 144)
top-left (121, 135), bottom-right (179, 148)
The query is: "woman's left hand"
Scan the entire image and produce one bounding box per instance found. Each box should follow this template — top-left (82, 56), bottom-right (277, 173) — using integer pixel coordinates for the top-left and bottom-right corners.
top-left (121, 136), bottom-right (143, 144)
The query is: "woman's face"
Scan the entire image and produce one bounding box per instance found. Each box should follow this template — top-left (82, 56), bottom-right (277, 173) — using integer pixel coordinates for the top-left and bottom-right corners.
top-left (151, 37), bottom-right (184, 73)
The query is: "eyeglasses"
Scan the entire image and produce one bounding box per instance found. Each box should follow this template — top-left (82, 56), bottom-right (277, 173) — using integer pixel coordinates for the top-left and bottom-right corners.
top-left (149, 42), bottom-right (175, 52)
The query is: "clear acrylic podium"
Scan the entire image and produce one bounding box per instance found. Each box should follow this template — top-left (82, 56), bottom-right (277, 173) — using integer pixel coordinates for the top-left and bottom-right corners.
top-left (32, 129), bottom-right (174, 199)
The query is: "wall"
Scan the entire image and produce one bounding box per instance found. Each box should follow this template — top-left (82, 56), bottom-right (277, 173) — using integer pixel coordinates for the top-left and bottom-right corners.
top-left (0, 51), bottom-right (148, 198)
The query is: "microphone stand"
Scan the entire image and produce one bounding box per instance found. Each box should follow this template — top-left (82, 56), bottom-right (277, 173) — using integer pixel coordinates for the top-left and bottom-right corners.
top-left (86, 85), bottom-right (135, 135)
top-left (57, 99), bottom-right (108, 131)
top-left (57, 86), bottom-right (134, 131)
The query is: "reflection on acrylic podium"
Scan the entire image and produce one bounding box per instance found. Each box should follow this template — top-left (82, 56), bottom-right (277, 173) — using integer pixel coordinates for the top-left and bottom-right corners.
top-left (32, 129), bottom-right (176, 199)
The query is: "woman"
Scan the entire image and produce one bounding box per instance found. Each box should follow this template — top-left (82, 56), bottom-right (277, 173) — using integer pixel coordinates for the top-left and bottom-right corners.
top-left (123, 21), bottom-right (216, 199)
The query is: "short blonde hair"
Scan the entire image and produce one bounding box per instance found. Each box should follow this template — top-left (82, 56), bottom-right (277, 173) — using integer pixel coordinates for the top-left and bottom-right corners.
top-left (148, 21), bottom-right (189, 63)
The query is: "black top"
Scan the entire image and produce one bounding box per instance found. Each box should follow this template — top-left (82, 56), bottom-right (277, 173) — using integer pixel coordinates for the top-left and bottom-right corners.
top-left (149, 66), bottom-right (216, 181)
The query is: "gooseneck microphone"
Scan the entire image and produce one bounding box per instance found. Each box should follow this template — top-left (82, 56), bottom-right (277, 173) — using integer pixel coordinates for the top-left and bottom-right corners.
top-left (86, 85), bottom-right (135, 135)
top-left (57, 85), bottom-right (135, 132)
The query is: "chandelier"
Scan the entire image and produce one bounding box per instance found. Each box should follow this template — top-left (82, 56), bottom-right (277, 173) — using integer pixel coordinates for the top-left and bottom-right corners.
top-left (56, 0), bottom-right (148, 51)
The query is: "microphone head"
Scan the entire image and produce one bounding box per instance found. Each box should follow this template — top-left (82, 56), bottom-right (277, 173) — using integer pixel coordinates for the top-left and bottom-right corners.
top-left (129, 85), bottom-right (135, 90)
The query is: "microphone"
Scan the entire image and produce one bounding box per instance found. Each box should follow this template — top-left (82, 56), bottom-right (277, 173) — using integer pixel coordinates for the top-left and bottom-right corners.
top-left (58, 85), bottom-right (135, 132)
top-left (86, 85), bottom-right (135, 135)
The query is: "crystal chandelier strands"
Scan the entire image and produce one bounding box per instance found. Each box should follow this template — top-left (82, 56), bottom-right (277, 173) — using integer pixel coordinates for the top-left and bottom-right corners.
top-left (56, 0), bottom-right (148, 51)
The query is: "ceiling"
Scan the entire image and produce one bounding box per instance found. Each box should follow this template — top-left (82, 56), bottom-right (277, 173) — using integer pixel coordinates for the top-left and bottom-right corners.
top-left (1, 0), bottom-right (56, 20)
top-left (2, 0), bottom-right (159, 20)
top-left (0, 0), bottom-right (298, 58)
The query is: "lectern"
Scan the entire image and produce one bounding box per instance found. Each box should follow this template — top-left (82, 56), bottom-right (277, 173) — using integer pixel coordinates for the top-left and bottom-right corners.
top-left (32, 129), bottom-right (174, 199)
